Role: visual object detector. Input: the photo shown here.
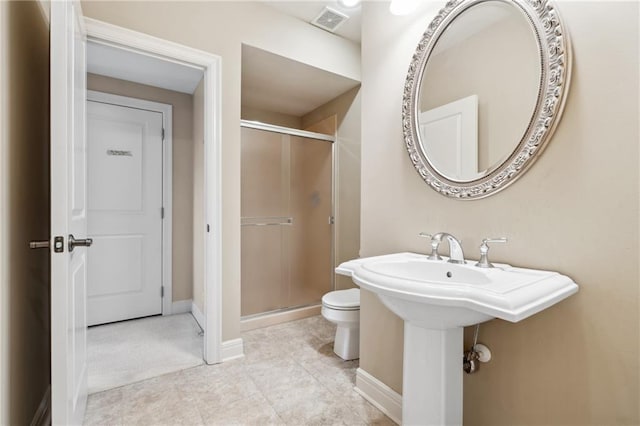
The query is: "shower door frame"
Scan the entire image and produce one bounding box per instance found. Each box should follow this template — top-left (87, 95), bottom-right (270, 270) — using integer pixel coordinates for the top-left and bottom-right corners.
top-left (240, 120), bottom-right (337, 316)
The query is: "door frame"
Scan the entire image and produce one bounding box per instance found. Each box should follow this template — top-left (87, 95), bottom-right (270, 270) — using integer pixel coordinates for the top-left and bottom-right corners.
top-left (84, 18), bottom-right (223, 363)
top-left (87, 90), bottom-right (174, 317)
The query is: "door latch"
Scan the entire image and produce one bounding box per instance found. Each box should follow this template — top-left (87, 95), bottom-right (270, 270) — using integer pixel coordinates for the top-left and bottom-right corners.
top-left (54, 236), bottom-right (64, 252)
top-left (30, 236), bottom-right (65, 253)
top-left (29, 240), bottom-right (50, 249)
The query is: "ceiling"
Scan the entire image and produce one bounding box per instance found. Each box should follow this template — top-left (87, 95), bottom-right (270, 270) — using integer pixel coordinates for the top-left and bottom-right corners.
top-left (261, 1), bottom-right (362, 43)
top-left (242, 45), bottom-right (360, 117)
top-left (88, 2), bottom-right (362, 115)
top-left (87, 42), bottom-right (204, 94)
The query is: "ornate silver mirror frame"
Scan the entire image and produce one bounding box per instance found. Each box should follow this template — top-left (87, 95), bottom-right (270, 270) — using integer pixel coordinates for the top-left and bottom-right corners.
top-left (403, 0), bottom-right (572, 199)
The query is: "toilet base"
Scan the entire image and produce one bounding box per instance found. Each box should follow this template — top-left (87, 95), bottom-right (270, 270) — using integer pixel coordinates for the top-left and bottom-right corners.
top-left (334, 325), bottom-right (360, 360)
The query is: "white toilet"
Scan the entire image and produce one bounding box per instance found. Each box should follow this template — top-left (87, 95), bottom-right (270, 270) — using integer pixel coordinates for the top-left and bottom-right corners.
top-left (321, 288), bottom-right (360, 360)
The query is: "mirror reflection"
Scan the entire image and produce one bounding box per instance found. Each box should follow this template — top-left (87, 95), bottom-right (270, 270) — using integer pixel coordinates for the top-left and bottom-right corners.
top-left (418, 1), bottom-right (541, 182)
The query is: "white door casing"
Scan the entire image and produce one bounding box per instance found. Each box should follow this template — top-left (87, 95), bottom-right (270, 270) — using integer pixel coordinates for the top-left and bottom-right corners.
top-left (86, 99), bottom-right (164, 326)
top-left (51, 1), bottom-right (89, 424)
top-left (82, 18), bottom-right (224, 364)
top-left (419, 94), bottom-right (479, 181)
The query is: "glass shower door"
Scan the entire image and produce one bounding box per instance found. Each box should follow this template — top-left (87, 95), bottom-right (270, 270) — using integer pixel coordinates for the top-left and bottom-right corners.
top-left (241, 126), bottom-right (333, 317)
top-left (288, 135), bottom-right (333, 308)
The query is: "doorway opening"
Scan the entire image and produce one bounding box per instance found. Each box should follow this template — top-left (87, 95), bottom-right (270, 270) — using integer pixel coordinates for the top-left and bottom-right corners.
top-left (82, 19), bottom-right (221, 393)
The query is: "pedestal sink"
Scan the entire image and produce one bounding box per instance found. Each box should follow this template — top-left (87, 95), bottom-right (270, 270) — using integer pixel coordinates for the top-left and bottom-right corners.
top-left (337, 252), bottom-right (578, 426)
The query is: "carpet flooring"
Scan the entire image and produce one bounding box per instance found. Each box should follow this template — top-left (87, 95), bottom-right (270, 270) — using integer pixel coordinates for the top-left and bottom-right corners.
top-left (88, 313), bottom-right (204, 394)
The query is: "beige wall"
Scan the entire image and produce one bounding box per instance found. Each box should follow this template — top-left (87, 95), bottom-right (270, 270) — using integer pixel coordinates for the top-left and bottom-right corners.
top-left (361, 2), bottom-right (639, 424)
top-left (193, 79), bottom-right (205, 314)
top-left (241, 106), bottom-right (302, 129)
top-left (87, 74), bottom-right (195, 303)
top-left (82, 0), bottom-right (360, 341)
top-left (0, 1), bottom-right (51, 423)
top-left (302, 87), bottom-right (362, 291)
top-left (304, 115), bottom-right (336, 137)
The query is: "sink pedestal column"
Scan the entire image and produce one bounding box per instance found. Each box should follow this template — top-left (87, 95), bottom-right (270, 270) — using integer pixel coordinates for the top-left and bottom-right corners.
top-left (402, 323), bottom-right (463, 425)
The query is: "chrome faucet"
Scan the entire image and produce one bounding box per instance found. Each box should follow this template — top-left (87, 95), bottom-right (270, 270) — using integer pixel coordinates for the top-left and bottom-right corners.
top-left (418, 232), bottom-right (442, 260)
top-left (431, 232), bottom-right (466, 264)
top-left (475, 237), bottom-right (508, 268)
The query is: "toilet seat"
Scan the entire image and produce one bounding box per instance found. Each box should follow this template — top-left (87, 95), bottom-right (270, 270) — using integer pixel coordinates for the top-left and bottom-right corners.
top-left (322, 288), bottom-right (360, 311)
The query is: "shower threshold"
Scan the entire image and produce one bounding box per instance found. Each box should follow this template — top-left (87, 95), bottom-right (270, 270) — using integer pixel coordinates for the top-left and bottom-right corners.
top-left (240, 303), bottom-right (322, 332)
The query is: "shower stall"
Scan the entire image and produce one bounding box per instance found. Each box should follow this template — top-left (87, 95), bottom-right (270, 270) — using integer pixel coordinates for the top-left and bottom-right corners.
top-left (240, 121), bottom-right (335, 322)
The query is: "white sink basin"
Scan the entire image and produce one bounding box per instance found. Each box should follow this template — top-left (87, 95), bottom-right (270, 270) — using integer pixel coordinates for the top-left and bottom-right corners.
top-left (337, 252), bottom-right (578, 329)
top-left (337, 252), bottom-right (578, 425)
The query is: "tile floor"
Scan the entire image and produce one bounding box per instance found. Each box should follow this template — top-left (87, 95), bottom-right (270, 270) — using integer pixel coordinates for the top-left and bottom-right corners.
top-left (84, 315), bottom-right (396, 425)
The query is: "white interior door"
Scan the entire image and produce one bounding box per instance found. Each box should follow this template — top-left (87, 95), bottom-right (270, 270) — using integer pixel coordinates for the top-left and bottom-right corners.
top-left (51, 1), bottom-right (89, 424)
top-left (420, 94), bottom-right (479, 181)
top-left (86, 101), bottom-right (163, 326)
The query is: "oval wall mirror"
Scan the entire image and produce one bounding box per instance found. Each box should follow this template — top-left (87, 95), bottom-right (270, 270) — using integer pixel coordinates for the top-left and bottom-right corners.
top-left (402, 0), bottom-right (571, 199)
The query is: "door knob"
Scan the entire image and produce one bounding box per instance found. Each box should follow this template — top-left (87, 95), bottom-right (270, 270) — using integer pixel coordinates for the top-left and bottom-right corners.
top-left (68, 234), bottom-right (93, 252)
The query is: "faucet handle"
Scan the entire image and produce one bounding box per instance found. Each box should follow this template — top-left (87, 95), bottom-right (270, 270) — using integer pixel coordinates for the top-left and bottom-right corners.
top-left (482, 237), bottom-right (508, 245)
top-left (475, 237), bottom-right (508, 268)
top-left (417, 232), bottom-right (442, 260)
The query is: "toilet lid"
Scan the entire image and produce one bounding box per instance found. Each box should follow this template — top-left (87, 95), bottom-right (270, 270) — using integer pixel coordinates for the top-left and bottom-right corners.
top-left (322, 288), bottom-right (360, 310)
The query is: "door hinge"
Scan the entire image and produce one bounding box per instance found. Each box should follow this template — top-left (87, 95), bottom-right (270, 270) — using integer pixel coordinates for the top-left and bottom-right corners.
top-left (162, 128), bottom-right (165, 141)
top-left (161, 207), bottom-right (165, 219)
top-left (329, 216), bottom-right (335, 225)
top-left (207, 224), bottom-right (210, 233)
top-left (161, 286), bottom-right (164, 297)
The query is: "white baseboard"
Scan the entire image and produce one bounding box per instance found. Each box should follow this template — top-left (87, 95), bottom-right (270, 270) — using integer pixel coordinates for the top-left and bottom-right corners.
top-left (191, 301), bottom-right (205, 330)
top-left (189, 301), bottom-right (242, 361)
top-left (221, 338), bottom-right (245, 362)
top-left (355, 368), bottom-right (402, 425)
top-left (30, 385), bottom-right (50, 426)
top-left (240, 304), bottom-right (321, 332)
top-left (170, 299), bottom-right (192, 315)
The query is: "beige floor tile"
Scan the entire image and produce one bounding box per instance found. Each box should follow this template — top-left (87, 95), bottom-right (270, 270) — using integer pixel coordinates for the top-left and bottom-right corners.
top-left (119, 372), bottom-right (180, 408)
top-left (282, 334), bottom-right (334, 362)
top-left (198, 393), bottom-right (284, 426)
top-left (300, 316), bottom-right (337, 343)
top-left (84, 315), bottom-right (391, 426)
top-left (241, 327), bottom-right (272, 344)
top-left (242, 338), bottom-right (288, 363)
top-left (174, 361), bottom-right (247, 391)
top-left (84, 388), bottom-right (124, 426)
top-left (264, 381), bottom-right (335, 413)
top-left (186, 372), bottom-right (261, 408)
top-left (302, 357), bottom-right (358, 395)
top-left (120, 391), bottom-right (203, 426)
top-left (246, 357), bottom-right (319, 392)
top-left (278, 398), bottom-right (367, 426)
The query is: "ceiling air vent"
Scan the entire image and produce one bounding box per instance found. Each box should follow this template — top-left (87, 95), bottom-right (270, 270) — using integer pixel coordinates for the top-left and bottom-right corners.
top-left (311, 7), bottom-right (349, 33)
